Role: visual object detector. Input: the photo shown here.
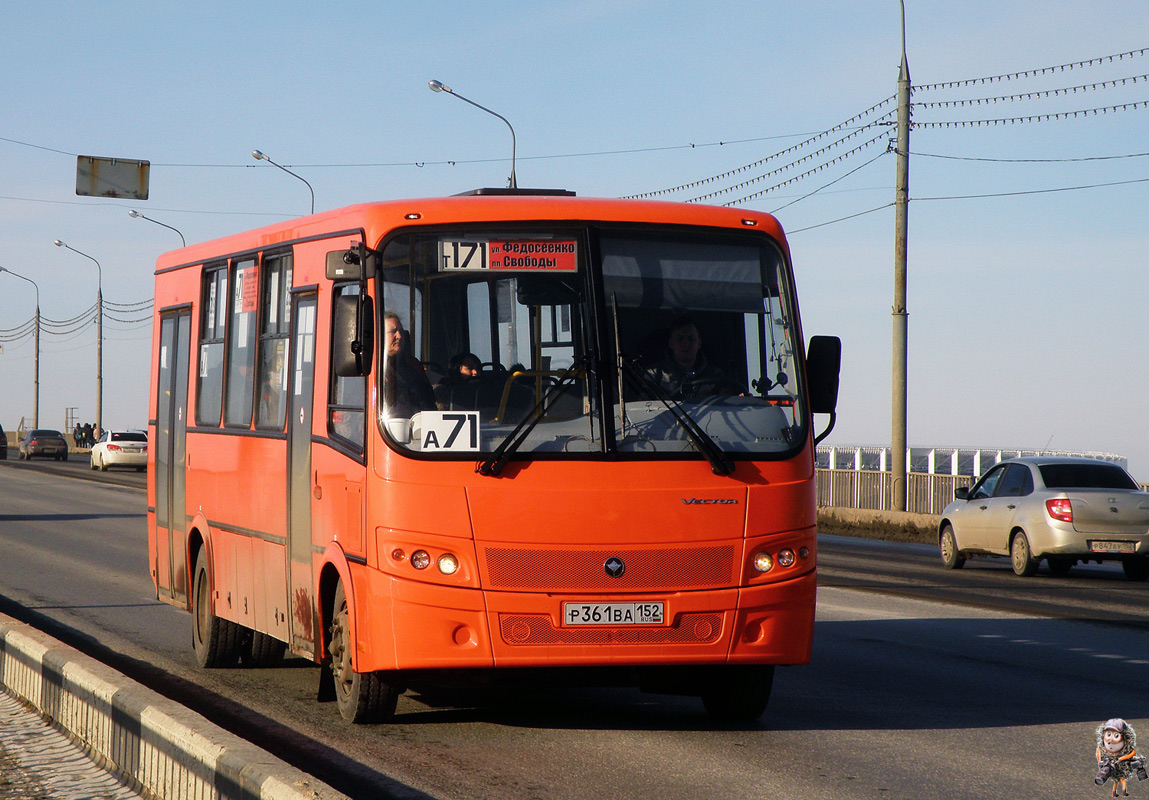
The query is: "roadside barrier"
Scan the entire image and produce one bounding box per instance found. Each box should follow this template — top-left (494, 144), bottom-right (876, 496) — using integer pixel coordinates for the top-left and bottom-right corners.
top-left (0, 614), bottom-right (348, 800)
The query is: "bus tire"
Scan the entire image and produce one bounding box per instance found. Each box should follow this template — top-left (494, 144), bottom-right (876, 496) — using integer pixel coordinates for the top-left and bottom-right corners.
top-left (242, 630), bottom-right (287, 668)
top-left (192, 550), bottom-right (242, 668)
top-left (700, 665), bottom-right (774, 722)
top-left (330, 582), bottom-right (399, 723)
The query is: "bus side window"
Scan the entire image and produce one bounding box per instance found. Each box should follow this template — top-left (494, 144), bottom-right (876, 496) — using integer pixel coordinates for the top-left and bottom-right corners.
top-left (196, 265), bottom-right (227, 426)
top-left (256, 253), bottom-right (292, 430)
top-left (329, 283), bottom-right (366, 449)
top-left (224, 257), bottom-right (259, 427)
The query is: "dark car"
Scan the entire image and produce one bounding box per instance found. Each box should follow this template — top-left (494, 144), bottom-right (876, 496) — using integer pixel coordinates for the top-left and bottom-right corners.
top-left (18, 429), bottom-right (69, 461)
top-left (0, 423), bottom-right (7, 460)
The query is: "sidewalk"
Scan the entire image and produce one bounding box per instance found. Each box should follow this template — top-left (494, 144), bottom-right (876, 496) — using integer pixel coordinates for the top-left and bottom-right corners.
top-left (0, 614), bottom-right (349, 800)
top-left (0, 690), bottom-right (144, 800)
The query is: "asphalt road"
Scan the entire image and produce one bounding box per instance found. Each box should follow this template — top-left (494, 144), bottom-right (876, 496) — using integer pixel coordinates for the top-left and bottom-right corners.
top-left (1, 459), bottom-right (1147, 800)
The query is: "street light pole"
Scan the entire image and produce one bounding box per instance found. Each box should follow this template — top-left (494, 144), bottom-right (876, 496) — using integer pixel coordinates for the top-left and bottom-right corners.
top-left (428, 80), bottom-right (518, 189)
top-left (54, 240), bottom-right (103, 438)
top-left (129, 209), bottom-right (186, 247)
top-left (251, 150), bottom-right (315, 214)
top-left (891, 0), bottom-right (911, 511)
top-left (0, 266), bottom-right (40, 428)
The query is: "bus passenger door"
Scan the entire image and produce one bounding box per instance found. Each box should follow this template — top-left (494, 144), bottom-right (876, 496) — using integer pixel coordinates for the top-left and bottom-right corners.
top-left (154, 310), bottom-right (190, 606)
top-left (287, 292), bottom-right (319, 657)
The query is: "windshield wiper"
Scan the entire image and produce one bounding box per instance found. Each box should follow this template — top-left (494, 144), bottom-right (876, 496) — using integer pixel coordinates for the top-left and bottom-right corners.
top-left (476, 356), bottom-right (591, 477)
top-left (619, 359), bottom-right (734, 476)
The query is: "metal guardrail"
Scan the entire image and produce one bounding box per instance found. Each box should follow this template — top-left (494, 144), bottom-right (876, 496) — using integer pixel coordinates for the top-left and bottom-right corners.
top-left (816, 469), bottom-right (974, 515)
top-left (817, 468), bottom-right (1149, 515)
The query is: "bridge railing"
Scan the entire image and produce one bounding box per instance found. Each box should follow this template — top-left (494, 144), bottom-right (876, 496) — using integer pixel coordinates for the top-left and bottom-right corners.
top-left (816, 469), bottom-right (974, 515)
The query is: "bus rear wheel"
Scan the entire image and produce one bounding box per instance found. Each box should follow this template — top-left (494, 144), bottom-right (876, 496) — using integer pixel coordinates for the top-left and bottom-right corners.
top-left (700, 665), bottom-right (775, 722)
top-left (241, 630), bottom-right (287, 668)
top-left (192, 550), bottom-right (242, 668)
top-left (330, 582), bottom-right (399, 723)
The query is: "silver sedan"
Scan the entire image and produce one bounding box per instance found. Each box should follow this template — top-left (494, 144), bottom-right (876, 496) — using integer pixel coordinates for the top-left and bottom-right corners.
top-left (938, 456), bottom-right (1149, 580)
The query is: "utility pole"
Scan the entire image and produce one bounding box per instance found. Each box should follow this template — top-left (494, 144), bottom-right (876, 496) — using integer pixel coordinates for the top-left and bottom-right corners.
top-left (892, 0), bottom-right (911, 511)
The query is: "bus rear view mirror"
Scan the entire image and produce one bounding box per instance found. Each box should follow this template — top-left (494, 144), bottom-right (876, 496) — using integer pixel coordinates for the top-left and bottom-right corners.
top-left (327, 249), bottom-right (364, 281)
top-left (334, 294), bottom-right (375, 377)
top-left (806, 335), bottom-right (841, 415)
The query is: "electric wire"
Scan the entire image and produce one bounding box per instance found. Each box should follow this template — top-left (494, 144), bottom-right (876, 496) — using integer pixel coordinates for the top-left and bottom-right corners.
top-left (624, 96), bottom-right (897, 200)
top-left (914, 47), bottom-right (1149, 92)
top-left (914, 72), bottom-right (1149, 108)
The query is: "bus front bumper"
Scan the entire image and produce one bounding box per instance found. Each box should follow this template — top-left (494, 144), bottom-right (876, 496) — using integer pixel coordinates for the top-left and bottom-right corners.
top-left (355, 568), bottom-right (816, 673)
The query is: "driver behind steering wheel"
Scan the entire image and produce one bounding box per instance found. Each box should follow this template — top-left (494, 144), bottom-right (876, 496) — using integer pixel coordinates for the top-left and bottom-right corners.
top-left (645, 315), bottom-right (738, 401)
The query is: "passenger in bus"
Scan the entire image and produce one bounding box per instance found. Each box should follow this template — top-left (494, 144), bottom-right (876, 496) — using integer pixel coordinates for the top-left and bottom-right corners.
top-left (645, 315), bottom-right (736, 401)
top-left (383, 312), bottom-right (435, 418)
top-left (434, 352), bottom-right (481, 410)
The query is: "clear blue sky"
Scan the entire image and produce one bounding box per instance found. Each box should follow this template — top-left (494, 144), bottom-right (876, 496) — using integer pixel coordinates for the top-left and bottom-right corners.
top-left (2, 1), bottom-right (1147, 473)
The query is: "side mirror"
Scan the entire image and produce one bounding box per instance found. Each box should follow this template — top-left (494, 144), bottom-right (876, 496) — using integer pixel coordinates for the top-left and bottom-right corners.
top-left (806, 335), bottom-right (841, 414)
top-left (955, 487), bottom-right (970, 501)
top-left (327, 249), bottom-right (363, 281)
top-left (333, 294), bottom-right (375, 377)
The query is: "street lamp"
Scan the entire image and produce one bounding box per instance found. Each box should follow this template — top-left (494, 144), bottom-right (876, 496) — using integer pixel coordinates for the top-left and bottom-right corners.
top-left (53, 239), bottom-right (103, 438)
top-left (251, 150), bottom-right (315, 214)
top-left (428, 80), bottom-right (518, 189)
top-left (0, 266), bottom-right (40, 428)
top-left (129, 209), bottom-right (186, 247)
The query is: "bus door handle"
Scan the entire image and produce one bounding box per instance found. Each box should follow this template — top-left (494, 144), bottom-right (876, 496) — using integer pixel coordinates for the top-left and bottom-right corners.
top-left (313, 470), bottom-right (323, 500)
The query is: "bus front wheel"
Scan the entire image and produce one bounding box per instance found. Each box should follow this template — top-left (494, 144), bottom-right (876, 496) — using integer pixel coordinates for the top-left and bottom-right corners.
top-left (700, 665), bottom-right (775, 722)
top-left (330, 582), bottom-right (399, 723)
top-left (192, 550), bottom-right (242, 668)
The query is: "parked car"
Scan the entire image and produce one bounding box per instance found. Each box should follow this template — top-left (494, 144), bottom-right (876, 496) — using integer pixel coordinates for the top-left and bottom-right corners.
top-left (90, 429), bottom-right (148, 472)
top-left (939, 456), bottom-right (1149, 580)
top-left (18, 429), bottom-right (69, 461)
top-left (0, 423), bottom-right (7, 460)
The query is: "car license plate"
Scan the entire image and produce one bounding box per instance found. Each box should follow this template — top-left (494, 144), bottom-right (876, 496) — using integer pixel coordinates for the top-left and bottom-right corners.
top-left (1090, 540), bottom-right (1137, 554)
top-left (563, 602), bottom-right (664, 626)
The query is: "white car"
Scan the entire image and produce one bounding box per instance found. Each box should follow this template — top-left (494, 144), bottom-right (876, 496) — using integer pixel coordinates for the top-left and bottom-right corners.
top-left (90, 430), bottom-right (148, 472)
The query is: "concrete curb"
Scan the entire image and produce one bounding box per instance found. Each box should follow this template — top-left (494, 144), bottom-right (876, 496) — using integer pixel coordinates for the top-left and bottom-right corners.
top-left (818, 507), bottom-right (941, 533)
top-left (0, 614), bottom-right (348, 800)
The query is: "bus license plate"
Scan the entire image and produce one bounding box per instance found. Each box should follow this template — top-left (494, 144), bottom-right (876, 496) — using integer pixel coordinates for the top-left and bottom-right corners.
top-left (563, 602), bottom-right (664, 626)
top-left (1091, 541), bottom-right (1137, 553)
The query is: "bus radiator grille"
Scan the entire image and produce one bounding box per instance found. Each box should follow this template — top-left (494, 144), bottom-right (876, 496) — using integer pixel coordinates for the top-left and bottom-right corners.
top-left (499, 613), bottom-right (724, 645)
top-left (483, 545), bottom-right (736, 590)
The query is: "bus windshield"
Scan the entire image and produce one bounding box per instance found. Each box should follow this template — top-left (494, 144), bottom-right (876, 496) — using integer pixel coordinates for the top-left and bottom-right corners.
top-left (376, 226), bottom-right (805, 459)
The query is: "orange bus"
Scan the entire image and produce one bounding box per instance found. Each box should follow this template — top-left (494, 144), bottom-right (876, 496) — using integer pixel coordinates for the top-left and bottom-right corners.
top-left (147, 189), bottom-right (840, 723)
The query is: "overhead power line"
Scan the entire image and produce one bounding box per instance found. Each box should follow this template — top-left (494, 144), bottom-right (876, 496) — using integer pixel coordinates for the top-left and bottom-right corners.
top-left (913, 149), bottom-right (1149, 164)
top-left (915, 73), bottom-right (1149, 108)
top-left (625, 96), bottom-right (896, 200)
top-left (914, 99), bottom-right (1149, 128)
top-left (915, 46), bottom-right (1149, 92)
top-left (913, 175), bottom-right (1149, 202)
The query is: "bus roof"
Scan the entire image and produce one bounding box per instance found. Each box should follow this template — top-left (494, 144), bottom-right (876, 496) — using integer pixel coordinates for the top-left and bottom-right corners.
top-left (154, 193), bottom-right (788, 272)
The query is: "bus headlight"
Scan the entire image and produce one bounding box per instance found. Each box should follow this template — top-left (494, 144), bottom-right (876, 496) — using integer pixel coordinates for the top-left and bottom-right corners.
top-left (752, 551), bottom-right (773, 573)
top-left (411, 550), bottom-right (431, 570)
top-left (777, 549), bottom-right (796, 568)
top-left (437, 554), bottom-right (459, 575)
